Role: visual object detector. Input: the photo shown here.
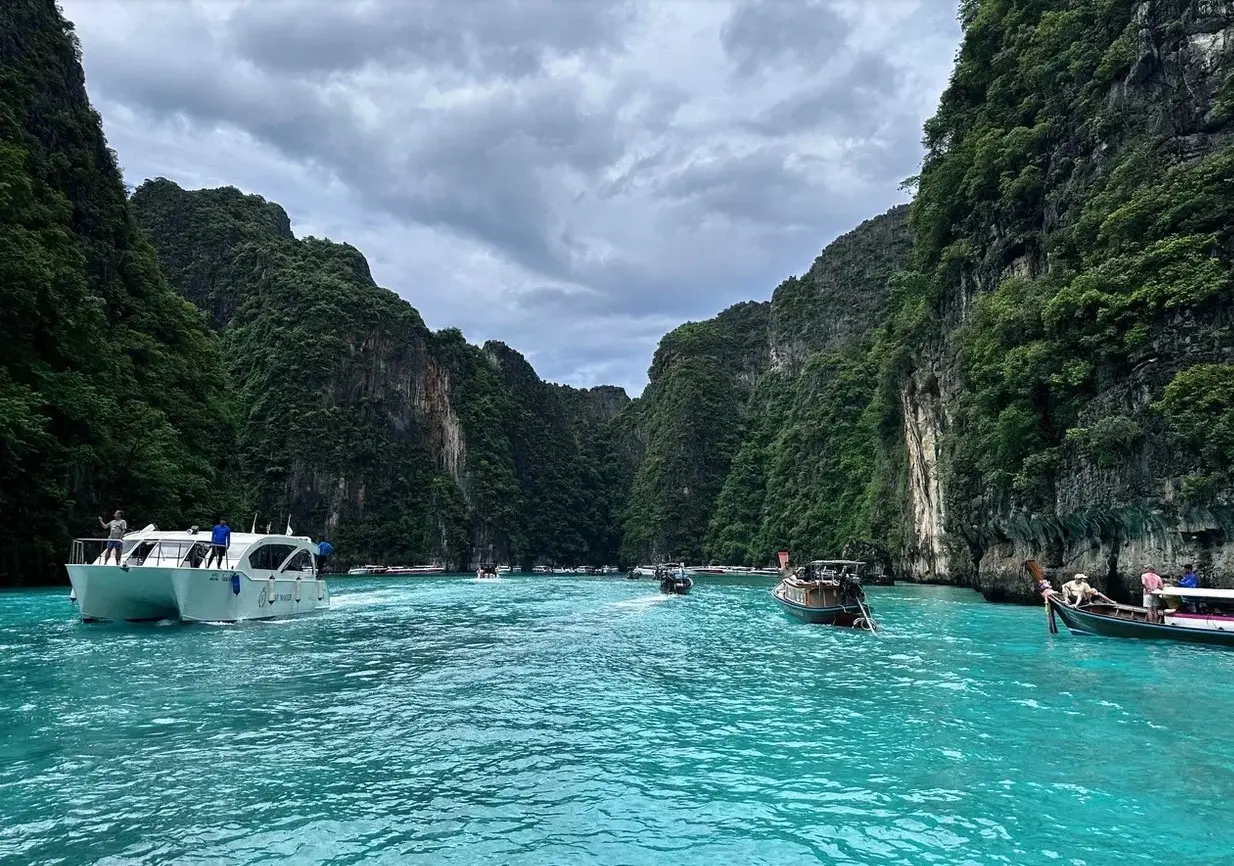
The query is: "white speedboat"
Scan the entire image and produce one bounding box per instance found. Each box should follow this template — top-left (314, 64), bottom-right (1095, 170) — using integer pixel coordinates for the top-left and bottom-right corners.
top-left (66, 527), bottom-right (329, 623)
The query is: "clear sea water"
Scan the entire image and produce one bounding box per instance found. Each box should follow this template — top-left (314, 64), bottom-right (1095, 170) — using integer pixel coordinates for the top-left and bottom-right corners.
top-left (2, 577), bottom-right (1233, 865)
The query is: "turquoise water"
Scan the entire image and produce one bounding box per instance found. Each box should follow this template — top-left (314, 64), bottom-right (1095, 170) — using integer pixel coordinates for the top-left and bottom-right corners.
top-left (2, 578), bottom-right (1233, 865)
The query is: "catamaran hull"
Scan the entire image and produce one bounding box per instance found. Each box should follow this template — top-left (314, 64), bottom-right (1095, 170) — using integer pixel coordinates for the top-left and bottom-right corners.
top-left (172, 571), bottom-right (329, 622)
top-left (66, 566), bottom-right (329, 623)
top-left (1049, 596), bottom-right (1234, 647)
top-left (67, 565), bottom-right (180, 622)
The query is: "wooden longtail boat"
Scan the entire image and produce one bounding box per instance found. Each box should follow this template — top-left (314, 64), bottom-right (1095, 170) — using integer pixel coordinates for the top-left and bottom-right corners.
top-left (1046, 592), bottom-right (1234, 648)
top-left (1026, 560), bottom-right (1234, 648)
top-left (772, 560), bottom-right (876, 630)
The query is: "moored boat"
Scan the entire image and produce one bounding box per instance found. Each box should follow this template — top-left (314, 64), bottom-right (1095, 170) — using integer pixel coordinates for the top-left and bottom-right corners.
top-left (67, 527), bottom-right (329, 623)
top-left (771, 559), bottom-right (875, 629)
top-left (1045, 588), bottom-right (1234, 647)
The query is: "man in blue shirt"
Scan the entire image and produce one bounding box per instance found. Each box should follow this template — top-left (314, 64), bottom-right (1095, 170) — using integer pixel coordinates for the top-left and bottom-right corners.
top-left (205, 518), bottom-right (231, 569)
top-left (316, 540), bottom-right (334, 577)
top-left (1179, 563), bottom-right (1200, 587)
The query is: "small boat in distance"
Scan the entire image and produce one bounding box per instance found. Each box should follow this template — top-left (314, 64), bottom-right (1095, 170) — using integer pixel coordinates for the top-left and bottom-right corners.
top-left (346, 564), bottom-right (445, 576)
top-left (772, 560), bottom-right (875, 629)
top-left (476, 565), bottom-right (500, 579)
top-left (67, 527), bottom-right (329, 623)
top-left (658, 565), bottom-right (693, 595)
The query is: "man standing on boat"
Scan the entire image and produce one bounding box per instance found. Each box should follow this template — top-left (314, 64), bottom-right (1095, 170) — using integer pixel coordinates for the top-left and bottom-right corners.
top-left (205, 518), bottom-right (231, 569)
top-left (316, 539), bottom-right (334, 577)
top-left (1141, 567), bottom-right (1164, 621)
top-left (98, 510), bottom-right (126, 566)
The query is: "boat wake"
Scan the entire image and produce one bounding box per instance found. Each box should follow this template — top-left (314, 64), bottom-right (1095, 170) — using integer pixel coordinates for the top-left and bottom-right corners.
top-left (608, 595), bottom-right (670, 612)
top-left (329, 589), bottom-right (406, 609)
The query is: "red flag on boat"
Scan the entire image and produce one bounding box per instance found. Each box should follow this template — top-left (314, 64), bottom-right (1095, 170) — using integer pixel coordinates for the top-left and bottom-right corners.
top-left (777, 550), bottom-right (789, 570)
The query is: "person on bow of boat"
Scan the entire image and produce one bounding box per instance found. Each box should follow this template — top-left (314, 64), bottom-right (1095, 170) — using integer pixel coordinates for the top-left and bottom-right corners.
top-left (98, 510), bottom-right (127, 566)
top-left (1060, 573), bottom-right (1114, 607)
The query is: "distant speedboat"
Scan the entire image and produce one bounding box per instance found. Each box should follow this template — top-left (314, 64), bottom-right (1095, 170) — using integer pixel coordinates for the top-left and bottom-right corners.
top-left (347, 564), bottom-right (444, 576)
top-left (476, 565), bottom-right (499, 579)
top-left (659, 567), bottom-right (693, 595)
top-left (772, 560), bottom-right (875, 629)
top-left (67, 527), bottom-right (329, 623)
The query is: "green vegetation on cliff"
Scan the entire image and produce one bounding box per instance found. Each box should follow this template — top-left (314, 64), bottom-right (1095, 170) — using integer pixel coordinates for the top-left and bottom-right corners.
top-left (133, 179), bottom-right (632, 572)
top-left (0, 1), bottom-right (239, 585)
top-left (911, 0), bottom-right (1234, 559)
top-left (622, 207), bottom-right (914, 567)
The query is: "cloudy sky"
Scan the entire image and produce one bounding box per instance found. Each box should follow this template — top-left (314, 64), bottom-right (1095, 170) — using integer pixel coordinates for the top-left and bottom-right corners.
top-left (62, 0), bottom-right (961, 395)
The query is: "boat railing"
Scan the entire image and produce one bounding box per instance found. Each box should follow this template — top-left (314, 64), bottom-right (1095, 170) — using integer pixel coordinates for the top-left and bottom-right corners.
top-left (70, 536), bottom-right (230, 569)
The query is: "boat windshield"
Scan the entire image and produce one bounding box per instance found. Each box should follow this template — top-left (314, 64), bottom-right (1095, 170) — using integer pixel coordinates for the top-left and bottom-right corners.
top-left (126, 539), bottom-right (210, 568)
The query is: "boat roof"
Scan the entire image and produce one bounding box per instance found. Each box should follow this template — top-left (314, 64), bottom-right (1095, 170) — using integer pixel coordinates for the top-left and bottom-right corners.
top-left (123, 527), bottom-right (315, 560)
top-left (809, 559), bottom-right (864, 566)
top-left (1157, 587), bottom-right (1234, 599)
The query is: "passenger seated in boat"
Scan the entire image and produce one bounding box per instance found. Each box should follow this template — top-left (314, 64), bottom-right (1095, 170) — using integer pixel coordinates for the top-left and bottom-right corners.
top-left (187, 542), bottom-right (207, 569)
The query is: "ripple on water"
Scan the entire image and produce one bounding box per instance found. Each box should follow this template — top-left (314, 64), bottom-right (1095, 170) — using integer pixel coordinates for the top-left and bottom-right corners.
top-left (2, 580), bottom-right (1234, 864)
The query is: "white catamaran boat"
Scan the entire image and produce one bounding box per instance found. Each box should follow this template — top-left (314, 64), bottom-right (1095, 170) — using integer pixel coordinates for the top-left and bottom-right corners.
top-left (67, 526), bottom-right (329, 623)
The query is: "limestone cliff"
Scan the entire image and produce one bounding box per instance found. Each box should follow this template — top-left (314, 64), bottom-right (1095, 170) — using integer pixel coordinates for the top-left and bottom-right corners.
top-left (621, 209), bottom-right (914, 568)
top-left (903, 0), bottom-right (1234, 601)
top-left (132, 179), bottom-right (630, 570)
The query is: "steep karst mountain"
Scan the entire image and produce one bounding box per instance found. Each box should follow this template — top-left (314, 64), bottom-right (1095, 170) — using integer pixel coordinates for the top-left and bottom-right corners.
top-left (618, 207), bottom-right (913, 567)
top-left (620, 0), bottom-right (1234, 601)
top-left (131, 178), bottom-right (631, 572)
top-left (899, 0), bottom-right (1234, 600)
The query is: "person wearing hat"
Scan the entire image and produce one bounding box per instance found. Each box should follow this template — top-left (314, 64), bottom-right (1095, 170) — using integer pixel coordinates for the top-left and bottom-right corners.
top-left (1060, 573), bottom-right (1113, 607)
top-left (205, 517), bottom-right (231, 569)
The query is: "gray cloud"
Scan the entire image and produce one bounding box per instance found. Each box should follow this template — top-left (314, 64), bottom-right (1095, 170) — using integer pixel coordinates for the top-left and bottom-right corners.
top-left (62, 0), bottom-right (961, 394)
top-left (720, 0), bottom-right (852, 79)
top-left (226, 0), bottom-right (635, 79)
top-left (748, 51), bottom-right (902, 138)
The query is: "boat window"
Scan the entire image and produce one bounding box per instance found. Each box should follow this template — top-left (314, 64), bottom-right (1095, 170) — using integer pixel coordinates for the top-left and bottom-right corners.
top-left (125, 541), bottom-right (157, 565)
top-left (281, 550), bottom-right (315, 573)
top-left (248, 543), bottom-right (297, 571)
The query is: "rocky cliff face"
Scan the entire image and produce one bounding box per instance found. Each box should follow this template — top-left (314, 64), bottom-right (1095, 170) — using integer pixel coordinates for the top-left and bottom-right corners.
top-left (902, 0), bottom-right (1234, 601)
top-left (132, 179), bottom-right (630, 570)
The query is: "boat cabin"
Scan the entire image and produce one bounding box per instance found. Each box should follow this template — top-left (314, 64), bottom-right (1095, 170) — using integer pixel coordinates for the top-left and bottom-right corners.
top-left (1157, 587), bottom-right (1234, 630)
top-left (73, 527), bottom-right (318, 574)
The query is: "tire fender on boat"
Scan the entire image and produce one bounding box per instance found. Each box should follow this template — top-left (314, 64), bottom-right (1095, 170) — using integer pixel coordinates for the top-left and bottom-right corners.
top-left (266, 576), bottom-right (276, 604)
top-left (294, 577), bottom-right (302, 603)
top-left (317, 581), bottom-right (325, 601)
top-left (231, 573), bottom-right (241, 595)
